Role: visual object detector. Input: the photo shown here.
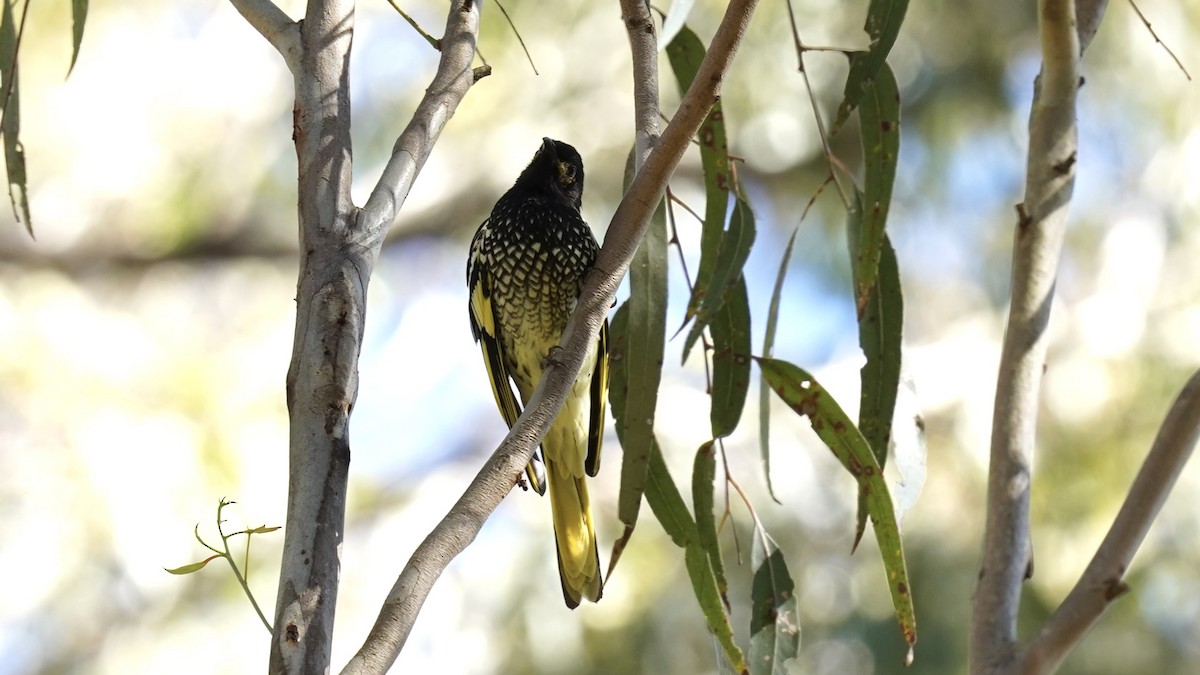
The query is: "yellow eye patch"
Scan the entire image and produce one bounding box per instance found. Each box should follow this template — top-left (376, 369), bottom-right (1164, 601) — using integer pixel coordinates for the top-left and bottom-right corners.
top-left (557, 161), bottom-right (576, 185)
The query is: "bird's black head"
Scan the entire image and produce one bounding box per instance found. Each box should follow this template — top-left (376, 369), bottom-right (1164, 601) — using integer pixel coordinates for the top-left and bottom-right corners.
top-left (511, 138), bottom-right (585, 210)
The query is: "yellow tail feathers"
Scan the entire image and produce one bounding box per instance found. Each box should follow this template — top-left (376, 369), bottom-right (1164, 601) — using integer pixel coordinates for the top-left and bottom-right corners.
top-left (545, 455), bottom-right (602, 608)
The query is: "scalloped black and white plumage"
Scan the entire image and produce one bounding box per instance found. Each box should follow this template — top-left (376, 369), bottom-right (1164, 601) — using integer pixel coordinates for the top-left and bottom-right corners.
top-left (467, 138), bottom-right (608, 608)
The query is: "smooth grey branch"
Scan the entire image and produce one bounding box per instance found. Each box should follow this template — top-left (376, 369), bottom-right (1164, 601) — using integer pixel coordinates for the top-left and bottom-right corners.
top-left (1017, 368), bottom-right (1200, 674)
top-left (356, 0), bottom-right (482, 248)
top-left (620, 0), bottom-right (661, 169)
top-left (228, 0), bottom-right (301, 73)
top-left (972, 0), bottom-right (1081, 671)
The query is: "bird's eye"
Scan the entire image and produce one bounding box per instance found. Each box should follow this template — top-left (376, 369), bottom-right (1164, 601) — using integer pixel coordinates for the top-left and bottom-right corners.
top-left (558, 162), bottom-right (576, 184)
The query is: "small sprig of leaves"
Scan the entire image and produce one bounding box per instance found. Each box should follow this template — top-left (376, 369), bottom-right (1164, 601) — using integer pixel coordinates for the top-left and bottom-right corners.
top-left (165, 498), bottom-right (280, 634)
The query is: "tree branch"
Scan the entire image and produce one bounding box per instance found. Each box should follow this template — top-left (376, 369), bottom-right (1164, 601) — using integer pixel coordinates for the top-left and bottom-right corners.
top-left (356, 0), bottom-right (482, 248)
top-left (972, 0), bottom-right (1081, 671)
top-left (229, 0), bottom-right (301, 73)
top-left (621, 0), bottom-right (660, 168)
top-left (1016, 368), bottom-right (1200, 674)
top-left (341, 1), bottom-right (760, 671)
top-left (268, 0), bottom-right (356, 672)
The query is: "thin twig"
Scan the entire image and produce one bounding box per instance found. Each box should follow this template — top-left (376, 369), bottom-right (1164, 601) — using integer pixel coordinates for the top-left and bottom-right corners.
top-left (1126, 0), bottom-right (1192, 80)
top-left (385, 0), bottom-right (440, 50)
top-left (494, 0), bottom-right (538, 75)
top-left (214, 500), bottom-right (274, 634)
top-left (783, 0), bottom-right (850, 209)
top-left (665, 188), bottom-right (697, 292)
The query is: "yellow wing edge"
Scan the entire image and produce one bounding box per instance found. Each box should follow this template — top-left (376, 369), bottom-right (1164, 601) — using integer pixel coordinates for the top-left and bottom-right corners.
top-left (469, 266), bottom-right (547, 495)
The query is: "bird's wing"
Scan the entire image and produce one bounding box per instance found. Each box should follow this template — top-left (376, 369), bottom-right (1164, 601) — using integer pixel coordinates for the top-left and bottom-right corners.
top-left (469, 251), bottom-right (547, 495)
top-left (584, 318), bottom-right (609, 478)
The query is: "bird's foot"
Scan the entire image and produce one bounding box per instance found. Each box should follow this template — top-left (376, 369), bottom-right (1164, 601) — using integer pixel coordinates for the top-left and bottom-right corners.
top-left (542, 345), bottom-right (566, 369)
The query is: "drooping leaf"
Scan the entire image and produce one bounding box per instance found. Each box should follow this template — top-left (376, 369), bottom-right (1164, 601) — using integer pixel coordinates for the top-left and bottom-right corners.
top-left (685, 542), bottom-right (748, 675)
top-left (759, 228), bottom-right (798, 502)
top-left (758, 357), bottom-right (917, 653)
top-left (848, 200), bottom-right (902, 468)
top-left (667, 26), bottom-right (731, 335)
top-left (164, 554), bottom-right (223, 575)
top-left (243, 525), bottom-right (281, 535)
top-left (607, 302), bottom-right (637, 570)
top-left (682, 197), bottom-right (756, 362)
top-left (749, 529), bottom-right (799, 675)
top-left (709, 275), bottom-right (752, 439)
top-left (616, 147), bottom-right (669, 535)
top-left (608, 302), bottom-right (630, 420)
top-left (855, 231), bottom-right (903, 526)
top-left (644, 438), bottom-right (696, 549)
top-left (69, 0), bottom-right (89, 76)
top-left (851, 62), bottom-right (901, 315)
top-left (0, 0), bottom-right (30, 235)
top-left (644, 433), bottom-right (747, 675)
top-left (607, 147), bottom-right (670, 577)
top-left (692, 441), bottom-right (728, 607)
top-left (833, 0), bottom-right (910, 133)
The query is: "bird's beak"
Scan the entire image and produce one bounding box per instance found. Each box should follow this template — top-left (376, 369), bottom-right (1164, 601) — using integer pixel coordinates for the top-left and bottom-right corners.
top-left (541, 137), bottom-right (557, 157)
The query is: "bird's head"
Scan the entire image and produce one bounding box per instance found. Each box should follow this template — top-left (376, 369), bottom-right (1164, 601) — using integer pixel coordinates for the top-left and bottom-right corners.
top-left (512, 137), bottom-right (585, 210)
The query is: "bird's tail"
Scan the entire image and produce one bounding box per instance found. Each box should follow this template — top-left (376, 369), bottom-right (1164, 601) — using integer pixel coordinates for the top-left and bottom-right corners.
top-left (545, 455), bottom-right (602, 608)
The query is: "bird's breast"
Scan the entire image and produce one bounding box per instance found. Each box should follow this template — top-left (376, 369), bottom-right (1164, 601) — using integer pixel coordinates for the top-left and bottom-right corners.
top-left (480, 203), bottom-right (599, 389)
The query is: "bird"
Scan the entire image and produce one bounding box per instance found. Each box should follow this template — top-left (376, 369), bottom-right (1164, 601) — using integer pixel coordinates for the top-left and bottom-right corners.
top-left (467, 137), bottom-right (608, 608)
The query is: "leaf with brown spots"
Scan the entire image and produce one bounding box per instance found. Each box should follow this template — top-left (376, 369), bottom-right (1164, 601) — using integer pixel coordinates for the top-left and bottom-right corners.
top-left (757, 357), bottom-right (917, 654)
top-left (666, 26), bottom-right (733, 341)
top-left (850, 62), bottom-right (901, 317)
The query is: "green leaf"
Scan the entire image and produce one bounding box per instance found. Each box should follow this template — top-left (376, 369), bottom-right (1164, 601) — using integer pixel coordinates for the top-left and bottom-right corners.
top-left (749, 529), bottom-right (799, 675)
top-left (685, 542), bottom-right (748, 675)
top-left (851, 62), bottom-right (901, 315)
top-left (608, 301), bottom-right (630, 416)
top-left (759, 228), bottom-right (798, 502)
top-left (851, 234), bottom-right (904, 543)
top-left (709, 275), bottom-right (752, 439)
top-left (0, 0), bottom-right (30, 235)
top-left (69, 0), bottom-right (88, 76)
top-left (164, 554), bottom-right (222, 575)
top-left (616, 146), bottom-right (669, 536)
top-left (847, 122), bottom-right (903, 537)
top-left (607, 301), bottom-right (636, 569)
top-left (667, 26), bottom-right (731, 335)
top-left (682, 197), bottom-right (756, 362)
top-left (758, 357), bottom-right (917, 652)
top-left (856, 233), bottom-right (903, 473)
top-left (691, 441), bottom-right (728, 606)
top-left (833, 0), bottom-right (910, 132)
top-left (644, 439), bottom-right (696, 549)
top-left (244, 525), bottom-right (281, 535)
